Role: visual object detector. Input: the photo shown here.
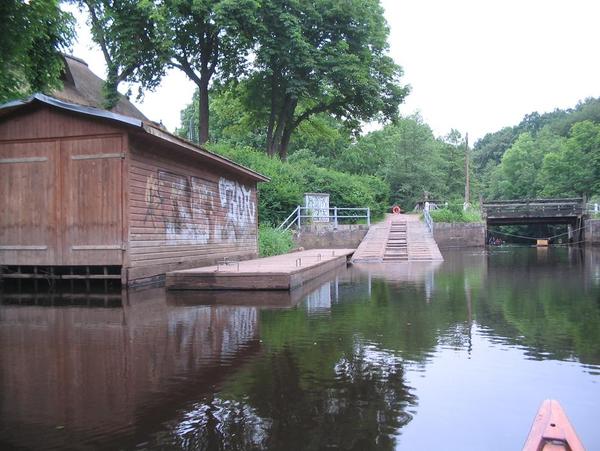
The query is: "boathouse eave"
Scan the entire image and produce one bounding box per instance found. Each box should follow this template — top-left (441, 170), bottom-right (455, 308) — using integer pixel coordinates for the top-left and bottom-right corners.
top-left (0, 93), bottom-right (270, 183)
top-left (138, 123), bottom-right (270, 183)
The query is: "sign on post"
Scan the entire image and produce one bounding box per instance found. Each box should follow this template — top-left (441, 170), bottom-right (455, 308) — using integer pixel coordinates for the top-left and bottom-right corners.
top-left (304, 193), bottom-right (330, 223)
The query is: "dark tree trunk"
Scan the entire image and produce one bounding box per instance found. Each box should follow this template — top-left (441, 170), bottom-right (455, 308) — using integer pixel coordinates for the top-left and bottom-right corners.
top-left (266, 94), bottom-right (277, 155)
top-left (265, 75), bottom-right (278, 155)
top-left (198, 78), bottom-right (210, 145)
top-left (278, 117), bottom-right (295, 160)
top-left (276, 97), bottom-right (298, 160)
top-left (269, 94), bottom-right (292, 156)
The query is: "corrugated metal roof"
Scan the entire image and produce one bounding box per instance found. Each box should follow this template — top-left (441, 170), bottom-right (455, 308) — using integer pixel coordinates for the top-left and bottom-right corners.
top-left (0, 93), bottom-right (143, 127)
top-left (0, 93), bottom-right (269, 183)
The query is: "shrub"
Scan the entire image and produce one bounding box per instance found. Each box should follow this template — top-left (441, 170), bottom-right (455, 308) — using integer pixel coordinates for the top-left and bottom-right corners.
top-left (258, 224), bottom-right (295, 257)
top-left (430, 206), bottom-right (482, 223)
top-left (208, 144), bottom-right (390, 226)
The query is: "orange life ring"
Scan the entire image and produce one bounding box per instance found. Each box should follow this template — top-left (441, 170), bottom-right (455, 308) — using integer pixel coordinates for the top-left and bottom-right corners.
top-left (392, 205), bottom-right (401, 215)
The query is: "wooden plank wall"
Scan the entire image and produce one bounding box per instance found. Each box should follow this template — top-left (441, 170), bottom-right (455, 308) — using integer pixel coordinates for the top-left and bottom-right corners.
top-left (0, 140), bottom-right (59, 265)
top-left (126, 136), bottom-right (259, 281)
top-left (0, 107), bottom-right (124, 266)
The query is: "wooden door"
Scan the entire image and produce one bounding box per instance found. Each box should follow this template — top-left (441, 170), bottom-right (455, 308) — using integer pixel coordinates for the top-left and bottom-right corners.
top-left (60, 136), bottom-right (123, 265)
top-left (0, 141), bottom-right (59, 265)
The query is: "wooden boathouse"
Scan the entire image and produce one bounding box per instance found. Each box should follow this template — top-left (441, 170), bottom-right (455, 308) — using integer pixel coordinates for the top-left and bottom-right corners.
top-left (0, 94), bottom-right (268, 285)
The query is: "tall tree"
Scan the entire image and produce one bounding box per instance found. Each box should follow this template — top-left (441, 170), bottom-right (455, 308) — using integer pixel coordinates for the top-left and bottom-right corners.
top-left (0, 0), bottom-right (74, 103)
top-left (160, 0), bottom-right (258, 144)
top-left (78, 0), bottom-right (167, 108)
top-left (247, 0), bottom-right (408, 159)
top-left (81, 0), bottom-right (258, 142)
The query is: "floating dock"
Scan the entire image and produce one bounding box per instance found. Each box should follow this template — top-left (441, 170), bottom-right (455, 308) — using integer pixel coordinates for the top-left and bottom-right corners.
top-left (166, 249), bottom-right (354, 290)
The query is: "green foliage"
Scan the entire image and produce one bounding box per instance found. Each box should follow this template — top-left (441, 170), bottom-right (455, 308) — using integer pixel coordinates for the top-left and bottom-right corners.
top-left (178, 85), bottom-right (354, 156)
top-left (207, 143), bottom-right (390, 225)
top-left (430, 205), bottom-right (482, 223)
top-left (488, 132), bottom-right (545, 199)
top-left (0, 0), bottom-right (74, 102)
top-left (258, 224), bottom-right (294, 257)
top-left (485, 119), bottom-right (600, 200)
top-left (78, 0), bottom-right (168, 108)
top-left (336, 116), bottom-right (469, 209)
top-left (86, 0), bottom-right (404, 151)
top-left (242, 0), bottom-right (408, 158)
top-left (475, 97), bottom-right (600, 200)
top-left (81, 0), bottom-right (259, 137)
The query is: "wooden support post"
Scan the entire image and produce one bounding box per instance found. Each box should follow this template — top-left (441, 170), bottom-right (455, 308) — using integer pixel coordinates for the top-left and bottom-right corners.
top-left (464, 133), bottom-right (470, 206)
top-left (85, 266), bottom-right (90, 292)
top-left (48, 266), bottom-right (54, 291)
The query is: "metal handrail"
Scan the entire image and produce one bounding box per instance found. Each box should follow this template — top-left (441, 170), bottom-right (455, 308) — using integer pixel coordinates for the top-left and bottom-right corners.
top-left (278, 206), bottom-right (371, 230)
top-left (423, 208), bottom-right (433, 233)
top-left (586, 202), bottom-right (599, 214)
top-left (278, 206), bottom-right (301, 231)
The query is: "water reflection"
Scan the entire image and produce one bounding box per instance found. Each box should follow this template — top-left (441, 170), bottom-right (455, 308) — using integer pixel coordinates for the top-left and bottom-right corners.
top-left (0, 287), bottom-right (260, 450)
top-left (477, 248), bottom-right (600, 366)
top-left (1, 248), bottom-right (599, 450)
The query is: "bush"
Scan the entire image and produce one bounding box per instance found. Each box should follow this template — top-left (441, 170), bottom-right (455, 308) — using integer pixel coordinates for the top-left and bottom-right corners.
top-left (258, 224), bottom-right (295, 257)
top-left (208, 144), bottom-right (390, 226)
top-left (430, 206), bottom-right (482, 223)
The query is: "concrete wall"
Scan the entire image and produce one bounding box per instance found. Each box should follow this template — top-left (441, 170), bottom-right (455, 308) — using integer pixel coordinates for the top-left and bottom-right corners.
top-left (585, 219), bottom-right (600, 246)
top-left (293, 224), bottom-right (368, 250)
top-left (433, 222), bottom-right (486, 249)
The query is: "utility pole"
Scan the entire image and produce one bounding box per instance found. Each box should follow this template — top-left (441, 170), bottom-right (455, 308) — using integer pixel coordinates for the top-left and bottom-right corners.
top-left (464, 132), bottom-right (470, 208)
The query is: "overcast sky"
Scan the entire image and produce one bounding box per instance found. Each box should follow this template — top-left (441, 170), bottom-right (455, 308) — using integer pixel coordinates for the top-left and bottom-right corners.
top-left (67, 0), bottom-right (600, 143)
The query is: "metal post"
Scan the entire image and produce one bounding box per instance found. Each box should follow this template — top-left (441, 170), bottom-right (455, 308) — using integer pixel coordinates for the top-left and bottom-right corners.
top-left (297, 206), bottom-right (301, 229)
top-left (334, 206), bottom-right (338, 229)
top-left (367, 207), bottom-right (371, 227)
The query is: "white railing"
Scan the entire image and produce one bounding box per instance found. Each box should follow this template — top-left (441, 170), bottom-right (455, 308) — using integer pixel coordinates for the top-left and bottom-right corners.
top-left (277, 206), bottom-right (371, 231)
top-left (423, 208), bottom-right (433, 233)
top-left (586, 202), bottom-right (599, 215)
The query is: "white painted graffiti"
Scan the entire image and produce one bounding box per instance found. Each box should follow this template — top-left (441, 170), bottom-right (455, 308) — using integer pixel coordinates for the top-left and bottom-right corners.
top-left (144, 171), bottom-right (255, 245)
top-left (217, 178), bottom-right (256, 243)
top-left (304, 193), bottom-right (330, 222)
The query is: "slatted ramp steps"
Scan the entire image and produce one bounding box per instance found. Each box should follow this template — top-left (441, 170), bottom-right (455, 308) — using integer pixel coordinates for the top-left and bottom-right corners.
top-left (351, 214), bottom-right (443, 263)
top-left (166, 249), bottom-right (355, 291)
top-left (407, 217), bottom-right (444, 261)
top-left (350, 220), bottom-right (389, 262)
top-left (383, 218), bottom-right (408, 262)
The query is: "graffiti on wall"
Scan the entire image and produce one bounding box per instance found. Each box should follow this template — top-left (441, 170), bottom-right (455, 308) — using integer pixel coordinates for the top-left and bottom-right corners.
top-left (216, 178), bottom-right (256, 243)
top-left (144, 170), bottom-right (255, 245)
top-left (304, 193), bottom-right (330, 223)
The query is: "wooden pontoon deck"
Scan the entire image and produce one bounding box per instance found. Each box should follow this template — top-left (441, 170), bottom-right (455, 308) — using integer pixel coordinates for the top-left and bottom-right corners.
top-left (166, 249), bottom-right (354, 290)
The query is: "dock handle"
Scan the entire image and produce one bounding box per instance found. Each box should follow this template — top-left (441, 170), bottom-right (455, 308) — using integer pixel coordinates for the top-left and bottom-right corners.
top-left (217, 258), bottom-right (240, 272)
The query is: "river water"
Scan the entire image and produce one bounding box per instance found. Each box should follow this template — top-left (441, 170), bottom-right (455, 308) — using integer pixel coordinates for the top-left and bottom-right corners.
top-left (1, 247), bottom-right (599, 450)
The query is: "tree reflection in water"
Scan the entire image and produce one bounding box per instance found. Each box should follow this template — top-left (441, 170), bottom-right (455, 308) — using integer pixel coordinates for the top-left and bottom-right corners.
top-left (148, 342), bottom-right (415, 451)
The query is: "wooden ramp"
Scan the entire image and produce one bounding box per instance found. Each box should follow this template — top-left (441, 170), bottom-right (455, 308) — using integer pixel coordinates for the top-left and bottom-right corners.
top-left (166, 249), bottom-right (354, 291)
top-left (351, 215), bottom-right (443, 263)
top-left (407, 216), bottom-right (444, 261)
